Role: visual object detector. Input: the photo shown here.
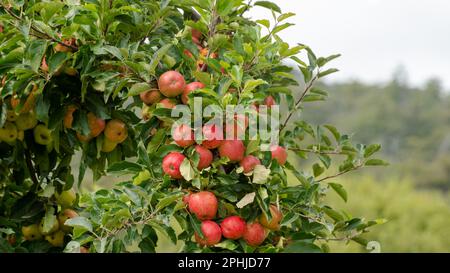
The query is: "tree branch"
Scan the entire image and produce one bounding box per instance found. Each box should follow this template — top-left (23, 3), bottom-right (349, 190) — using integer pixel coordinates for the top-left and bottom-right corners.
top-left (316, 162), bottom-right (364, 182)
top-left (24, 148), bottom-right (39, 189)
top-left (290, 147), bottom-right (345, 155)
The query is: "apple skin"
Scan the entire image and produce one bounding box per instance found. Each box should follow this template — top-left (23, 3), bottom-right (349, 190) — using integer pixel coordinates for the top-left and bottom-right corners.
top-left (220, 216), bottom-right (247, 240)
top-left (55, 190), bottom-right (76, 208)
top-left (162, 152), bottom-right (186, 179)
top-left (45, 230), bottom-right (65, 247)
top-left (39, 218), bottom-right (59, 235)
top-left (104, 119), bottom-right (128, 143)
top-left (173, 124), bottom-right (195, 148)
top-left (158, 98), bottom-right (177, 109)
top-left (101, 137), bottom-right (118, 153)
top-left (16, 112), bottom-right (38, 131)
top-left (260, 205), bottom-right (283, 231)
top-left (0, 122), bottom-right (18, 142)
top-left (87, 112), bottom-right (105, 138)
top-left (33, 124), bottom-right (53, 145)
top-left (181, 82), bottom-right (205, 104)
top-left (6, 110), bottom-right (17, 122)
top-left (240, 155), bottom-right (261, 173)
top-left (218, 140), bottom-right (245, 162)
top-left (224, 114), bottom-right (248, 140)
top-left (194, 145), bottom-right (213, 170)
top-left (264, 95), bottom-right (276, 107)
top-left (58, 209), bottom-right (79, 233)
top-left (63, 105), bottom-right (77, 129)
top-left (76, 132), bottom-right (93, 142)
top-left (195, 220), bottom-right (222, 246)
top-left (158, 71), bottom-right (186, 97)
top-left (22, 224), bottom-right (43, 241)
top-left (80, 246), bottom-right (89, 253)
top-left (140, 89), bottom-right (162, 105)
top-left (243, 222), bottom-right (267, 247)
top-left (188, 191), bottom-right (218, 220)
top-left (202, 124), bottom-right (223, 149)
top-left (270, 145), bottom-right (288, 165)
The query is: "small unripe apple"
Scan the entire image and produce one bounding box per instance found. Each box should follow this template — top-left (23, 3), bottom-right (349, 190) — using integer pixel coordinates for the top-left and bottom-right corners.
top-left (220, 216), bottom-right (247, 240)
top-left (202, 124), bottom-right (223, 149)
top-left (270, 145), bottom-right (288, 165)
top-left (173, 124), bottom-right (195, 148)
top-left (181, 82), bottom-right (205, 104)
top-left (55, 190), bottom-right (76, 208)
top-left (243, 222), bottom-right (267, 247)
top-left (194, 145), bottom-right (213, 170)
top-left (240, 155), bottom-right (261, 173)
top-left (45, 230), bottom-right (65, 247)
top-left (87, 112), bottom-right (105, 138)
top-left (58, 209), bottom-right (79, 233)
top-left (158, 71), bottom-right (186, 97)
top-left (33, 124), bottom-right (53, 145)
top-left (188, 191), bottom-right (218, 220)
top-left (15, 112), bottom-right (38, 131)
top-left (218, 140), bottom-right (245, 162)
top-left (0, 122), bottom-right (18, 142)
top-left (162, 152), bottom-right (186, 179)
top-left (22, 224), bottom-right (43, 241)
top-left (6, 110), bottom-right (17, 122)
top-left (195, 220), bottom-right (222, 247)
top-left (80, 246), bottom-right (89, 253)
top-left (39, 218), bottom-right (59, 235)
top-left (259, 205), bottom-right (283, 231)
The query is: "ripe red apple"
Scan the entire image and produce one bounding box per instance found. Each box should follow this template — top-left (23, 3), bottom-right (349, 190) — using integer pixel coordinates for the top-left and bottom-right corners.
top-left (181, 82), bottom-right (205, 104)
top-left (202, 124), bottom-right (223, 149)
top-left (270, 145), bottom-right (288, 165)
top-left (158, 71), bottom-right (185, 97)
top-left (173, 124), bottom-right (195, 147)
top-left (260, 205), bottom-right (283, 231)
top-left (188, 191), bottom-right (218, 220)
top-left (140, 89), bottom-right (162, 105)
top-left (195, 220), bottom-right (222, 246)
top-left (218, 140), bottom-right (245, 162)
top-left (162, 152), bottom-right (186, 179)
top-left (194, 145), bottom-right (213, 170)
top-left (87, 112), bottom-right (105, 138)
top-left (240, 155), bottom-right (261, 173)
top-left (192, 28), bottom-right (202, 41)
top-left (264, 95), bottom-right (276, 107)
top-left (243, 222), bottom-right (267, 247)
top-left (158, 98), bottom-right (177, 109)
top-left (182, 193), bottom-right (191, 205)
top-left (225, 114), bottom-right (248, 139)
top-left (220, 216), bottom-right (246, 240)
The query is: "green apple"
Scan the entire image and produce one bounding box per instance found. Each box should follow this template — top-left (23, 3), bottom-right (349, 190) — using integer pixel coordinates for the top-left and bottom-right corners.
top-left (6, 110), bottom-right (17, 121)
top-left (55, 190), bottom-right (76, 208)
top-left (33, 124), bottom-right (53, 145)
top-left (22, 224), bottom-right (43, 241)
top-left (17, 130), bottom-right (24, 141)
top-left (39, 217), bottom-right (59, 235)
top-left (101, 137), bottom-right (118, 153)
top-left (45, 230), bottom-right (65, 247)
top-left (0, 122), bottom-right (18, 142)
top-left (16, 112), bottom-right (38, 131)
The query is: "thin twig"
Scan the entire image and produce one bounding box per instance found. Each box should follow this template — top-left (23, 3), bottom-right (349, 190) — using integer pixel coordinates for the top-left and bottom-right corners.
top-left (290, 147), bottom-right (345, 155)
top-left (316, 162), bottom-right (364, 182)
top-left (24, 148), bottom-right (39, 188)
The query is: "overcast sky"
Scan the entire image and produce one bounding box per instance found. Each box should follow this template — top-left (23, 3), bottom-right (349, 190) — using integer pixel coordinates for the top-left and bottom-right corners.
top-left (249, 0), bottom-right (450, 90)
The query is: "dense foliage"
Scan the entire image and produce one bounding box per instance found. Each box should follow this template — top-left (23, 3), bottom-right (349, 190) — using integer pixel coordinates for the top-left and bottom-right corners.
top-left (0, 0), bottom-right (385, 253)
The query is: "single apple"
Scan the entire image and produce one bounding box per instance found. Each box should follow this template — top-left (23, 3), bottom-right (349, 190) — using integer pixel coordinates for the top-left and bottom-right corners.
top-left (194, 145), bottom-right (213, 170)
top-left (87, 112), bottom-right (105, 138)
top-left (181, 82), bottom-right (205, 105)
top-left (158, 98), bottom-right (177, 109)
top-left (104, 119), bottom-right (128, 143)
top-left (240, 155), bottom-right (261, 173)
top-left (55, 190), bottom-right (76, 208)
top-left (15, 112), bottom-right (38, 131)
top-left (158, 70), bottom-right (186, 97)
top-left (220, 216), bottom-right (247, 240)
top-left (140, 89), bottom-right (162, 105)
top-left (188, 191), bottom-right (218, 220)
top-left (101, 137), bottom-right (118, 153)
top-left (162, 152), bottom-right (186, 179)
top-left (173, 124), bottom-right (195, 147)
top-left (202, 124), bottom-right (223, 149)
top-left (45, 230), bottom-right (65, 247)
top-left (22, 224), bottom-right (43, 241)
top-left (270, 145), bottom-right (288, 165)
top-left (218, 140), bottom-right (245, 162)
top-left (243, 222), bottom-right (266, 247)
top-left (195, 220), bottom-right (222, 246)
top-left (33, 124), bottom-right (53, 145)
top-left (63, 105), bottom-right (77, 129)
top-left (0, 122), bottom-right (18, 142)
top-left (58, 209), bottom-right (79, 232)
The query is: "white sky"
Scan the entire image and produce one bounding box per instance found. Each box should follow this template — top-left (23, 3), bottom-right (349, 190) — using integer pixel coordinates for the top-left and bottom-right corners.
top-left (249, 0), bottom-right (450, 90)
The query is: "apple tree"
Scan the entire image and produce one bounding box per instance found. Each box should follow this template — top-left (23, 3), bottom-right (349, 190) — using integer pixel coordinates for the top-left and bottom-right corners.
top-left (0, 0), bottom-right (387, 253)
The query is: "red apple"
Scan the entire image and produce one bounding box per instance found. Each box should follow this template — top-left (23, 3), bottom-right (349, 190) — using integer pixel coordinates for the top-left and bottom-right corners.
top-left (162, 152), bottom-right (186, 179)
top-left (260, 205), bottom-right (283, 231)
top-left (220, 216), bottom-right (246, 240)
top-left (140, 89), bottom-right (162, 105)
top-left (188, 191), bottom-right (218, 220)
top-left (243, 222), bottom-right (266, 247)
top-left (158, 71), bottom-right (185, 97)
top-left (181, 82), bottom-right (205, 105)
top-left (240, 155), bottom-right (261, 173)
top-left (225, 114), bottom-right (248, 140)
top-left (173, 124), bottom-right (195, 148)
top-left (218, 140), bottom-right (245, 162)
top-left (158, 98), bottom-right (177, 109)
top-left (195, 220), bottom-right (222, 246)
top-left (194, 145), bottom-right (213, 170)
top-left (192, 28), bottom-right (202, 41)
top-left (183, 49), bottom-right (193, 58)
top-left (264, 95), bottom-right (276, 107)
top-left (270, 145), bottom-right (288, 165)
top-left (183, 193), bottom-right (191, 205)
top-left (202, 124), bottom-right (223, 149)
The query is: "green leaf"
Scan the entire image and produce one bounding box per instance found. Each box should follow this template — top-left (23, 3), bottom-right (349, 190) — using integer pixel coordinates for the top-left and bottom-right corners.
top-left (365, 159), bottom-right (389, 166)
top-left (256, 19), bottom-right (270, 29)
top-left (108, 161), bottom-right (144, 175)
top-left (103, 45), bottom-right (124, 60)
top-left (156, 193), bottom-right (184, 211)
top-left (180, 158), bottom-right (195, 181)
top-left (322, 207), bottom-right (344, 222)
top-left (242, 79), bottom-right (267, 94)
top-left (318, 68), bottom-right (339, 78)
top-left (48, 52), bottom-right (68, 74)
top-left (364, 144), bottom-right (381, 158)
top-left (215, 240), bottom-right (238, 250)
top-left (329, 183), bottom-right (348, 202)
top-left (41, 207), bottom-right (58, 234)
top-left (254, 1), bottom-right (281, 13)
top-left (149, 44), bottom-right (172, 75)
top-left (278, 12), bottom-right (296, 22)
top-left (283, 241), bottom-right (322, 253)
top-left (312, 163), bottom-right (324, 177)
top-left (230, 65), bottom-right (243, 86)
top-left (128, 82), bottom-right (152, 97)
top-left (252, 165), bottom-right (271, 184)
top-left (272, 23), bottom-right (295, 35)
top-left (65, 217), bottom-right (93, 233)
top-left (25, 39), bottom-right (47, 72)
top-left (236, 192), bottom-right (256, 208)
